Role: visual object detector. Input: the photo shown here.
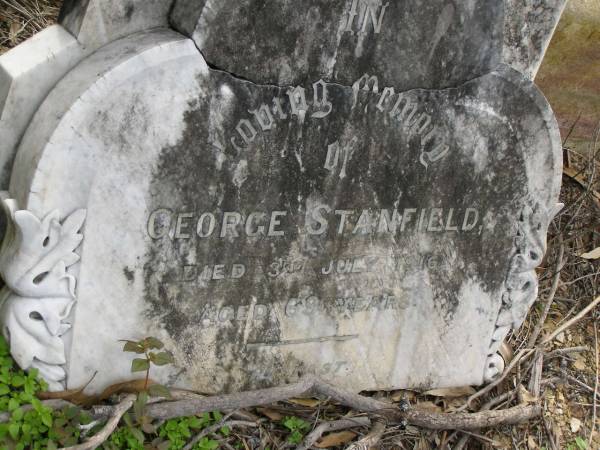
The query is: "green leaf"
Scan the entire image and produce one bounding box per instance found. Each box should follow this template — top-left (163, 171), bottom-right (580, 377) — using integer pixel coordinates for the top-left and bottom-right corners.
top-left (188, 416), bottom-right (202, 429)
top-left (131, 358), bottom-right (150, 373)
top-left (11, 375), bottom-right (25, 387)
top-left (41, 410), bottom-right (53, 428)
top-left (148, 384), bottom-right (171, 398)
top-left (220, 425), bottom-right (231, 436)
top-left (288, 430), bottom-right (303, 444)
top-left (133, 391), bottom-right (149, 420)
top-left (122, 341), bottom-right (145, 354)
top-left (129, 427), bottom-right (145, 443)
top-left (149, 352), bottom-right (174, 366)
top-left (0, 384), bottom-right (10, 395)
top-left (11, 407), bottom-right (23, 421)
top-left (8, 398), bottom-right (19, 411)
top-left (65, 406), bottom-right (80, 420)
top-left (575, 437), bottom-right (588, 450)
top-left (8, 422), bottom-right (19, 440)
top-left (144, 337), bottom-right (164, 350)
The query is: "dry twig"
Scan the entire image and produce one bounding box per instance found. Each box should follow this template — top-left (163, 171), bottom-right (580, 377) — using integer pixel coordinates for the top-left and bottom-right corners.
top-left (61, 394), bottom-right (135, 450)
top-left (297, 417), bottom-right (370, 450)
top-left (541, 295), bottom-right (600, 344)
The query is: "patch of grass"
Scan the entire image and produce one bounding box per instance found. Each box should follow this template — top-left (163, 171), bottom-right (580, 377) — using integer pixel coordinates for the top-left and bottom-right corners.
top-left (0, 0), bottom-right (63, 54)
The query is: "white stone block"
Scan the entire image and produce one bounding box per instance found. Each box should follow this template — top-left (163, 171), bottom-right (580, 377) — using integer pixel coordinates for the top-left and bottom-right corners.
top-left (0, 25), bottom-right (84, 189)
top-left (59, 0), bottom-right (173, 52)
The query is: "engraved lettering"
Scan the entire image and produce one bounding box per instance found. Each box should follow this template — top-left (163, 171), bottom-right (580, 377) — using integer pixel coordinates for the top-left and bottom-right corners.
top-left (401, 208), bottom-right (417, 232)
top-left (249, 104), bottom-right (275, 131)
top-left (335, 210), bottom-right (353, 234)
top-left (376, 87), bottom-right (396, 112)
top-left (287, 86), bottom-right (308, 119)
top-left (197, 212), bottom-right (216, 238)
top-left (245, 212), bottom-right (266, 237)
top-left (427, 208), bottom-right (444, 232)
top-left (352, 210), bottom-right (371, 234)
top-left (221, 212), bottom-right (242, 238)
top-left (268, 211), bottom-right (287, 236)
top-left (361, 1), bottom-right (390, 34)
top-left (147, 208), bottom-right (172, 239)
top-left (311, 80), bottom-right (333, 119)
top-left (445, 208), bottom-right (459, 231)
top-left (307, 204), bottom-right (331, 235)
top-left (236, 119), bottom-right (257, 145)
top-left (175, 213), bottom-right (193, 239)
top-left (462, 208), bottom-right (479, 231)
top-left (377, 209), bottom-right (401, 233)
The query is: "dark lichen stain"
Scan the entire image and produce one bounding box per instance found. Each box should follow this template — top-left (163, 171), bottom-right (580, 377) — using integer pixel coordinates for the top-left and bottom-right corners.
top-left (124, 3), bottom-right (135, 21)
top-left (123, 267), bottom-right (134, 283)
top-left (180, 0), bottom-right (502, 89)
top-left (142, 66), bottom-right (536, 392)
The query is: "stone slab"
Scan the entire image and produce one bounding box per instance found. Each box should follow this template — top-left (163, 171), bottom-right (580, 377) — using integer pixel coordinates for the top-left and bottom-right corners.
top-left (0, 25), bottom-right (84, 189)
top-left (504, 0), bottom-right (568, 79)
top-left (171, 0), bottom-right (568, 86)
top-left (170, 0), bottom-right (504, 88)
top-left (6, 28), bottom-right (562, 393)
top-left (59, 0), bottom-right (173, 51)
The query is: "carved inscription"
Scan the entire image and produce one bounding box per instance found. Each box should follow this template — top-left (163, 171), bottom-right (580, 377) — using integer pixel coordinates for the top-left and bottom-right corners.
top-left (226, 73), bottom-right (449, 171)
top-left (343, 0), bottom-right (390, 35)
top-left (148, 207), bottom-right (482, 240)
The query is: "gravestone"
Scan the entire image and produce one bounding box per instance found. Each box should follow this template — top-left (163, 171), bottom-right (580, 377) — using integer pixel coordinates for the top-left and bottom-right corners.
top-left (0, 0), bottom-right (565, 393)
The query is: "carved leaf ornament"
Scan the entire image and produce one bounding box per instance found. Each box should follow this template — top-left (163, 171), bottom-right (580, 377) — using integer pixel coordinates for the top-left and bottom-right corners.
top-left (0, 196), bottom-right (86, 391)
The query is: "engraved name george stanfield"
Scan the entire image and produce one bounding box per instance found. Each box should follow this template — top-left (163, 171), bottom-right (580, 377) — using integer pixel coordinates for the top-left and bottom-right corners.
top-left (144, 73), bottom-right (492, 344)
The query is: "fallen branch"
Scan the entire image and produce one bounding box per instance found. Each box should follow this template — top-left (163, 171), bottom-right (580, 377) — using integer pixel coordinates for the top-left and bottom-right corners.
top-left (61, 394), bottom-right (135, 450)
top-left (460, 348), bottom-right (535, 410)
top-left (85, 376), bottom-right (540, 431)
top-left (346, 417), bottom-right (386, 449)
top-left (183, 419), bottom-right (258, 450)
top-left (298, 417), bottom-right (371, 450)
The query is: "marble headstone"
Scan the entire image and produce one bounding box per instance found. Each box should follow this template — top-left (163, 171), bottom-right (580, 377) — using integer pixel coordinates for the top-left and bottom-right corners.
top-left (0, 0), bottom-right (564, 393)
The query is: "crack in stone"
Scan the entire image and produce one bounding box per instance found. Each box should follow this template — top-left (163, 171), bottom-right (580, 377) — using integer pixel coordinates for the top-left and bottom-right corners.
top-left (187, 37), bottom-right (506, 95)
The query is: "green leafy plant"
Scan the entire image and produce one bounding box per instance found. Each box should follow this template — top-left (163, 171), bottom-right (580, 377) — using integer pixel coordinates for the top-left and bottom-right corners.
top-left (120, 336), bottom-right (174, 396)
top-left (282, 415), bottom-right (310, 444)
top-left (114, 337), bottom-right (175, 446)
top-left (566, 437), bottom-right (588, 450)
top-left (0, 335), bottom-right (95, 448)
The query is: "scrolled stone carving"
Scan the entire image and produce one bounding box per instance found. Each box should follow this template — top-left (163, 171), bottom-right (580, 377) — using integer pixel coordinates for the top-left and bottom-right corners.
top-left (0, 196), bottom-right (85, 391)
top-left (483, 200), bottom-right (563, 382)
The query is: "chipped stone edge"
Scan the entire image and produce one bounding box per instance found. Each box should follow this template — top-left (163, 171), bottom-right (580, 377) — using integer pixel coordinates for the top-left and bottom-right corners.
top-left (483, 66), bottom-right (563, 383)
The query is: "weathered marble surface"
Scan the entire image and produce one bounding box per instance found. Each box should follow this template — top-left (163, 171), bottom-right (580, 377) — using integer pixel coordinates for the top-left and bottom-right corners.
top-left (59, 0), bottom-right (173, 51)
top-left (171, 0), bottom-right (504, 88)
top-left (6, 24), bottom-right (562, 392)
top-left (0, 0), bottom-right (567, 393)
top-left (171, 0), bottom-right (568, 86)
top-left (0, 25), bottom-right (84, 189)
top-left (503, 0), bottom-right (568, 79)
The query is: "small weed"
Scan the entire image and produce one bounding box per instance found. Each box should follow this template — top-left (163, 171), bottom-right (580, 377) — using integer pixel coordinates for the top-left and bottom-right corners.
top-left (282, 415), bottom-right (310, 444)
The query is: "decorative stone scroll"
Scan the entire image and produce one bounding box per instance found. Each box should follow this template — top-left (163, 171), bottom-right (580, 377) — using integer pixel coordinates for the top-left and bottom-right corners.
top-left (0, 197), bottom-right (85, 391)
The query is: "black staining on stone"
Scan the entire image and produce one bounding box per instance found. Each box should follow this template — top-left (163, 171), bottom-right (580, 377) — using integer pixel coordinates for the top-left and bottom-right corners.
top-left (123, 267), bottom-right (135, 283)
top-left (141, 61), bottom-right (554, 392)
top-left (170, 0), bottom-right (503, 90)
top-left (170, 0), bottom-right (208, 37)
top-left (124, 3), bottom-right (135, 22)
top-left (58, 0), bottom-right (91, 36)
